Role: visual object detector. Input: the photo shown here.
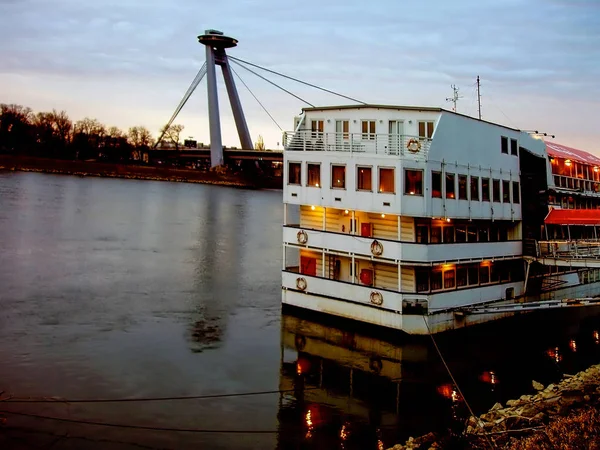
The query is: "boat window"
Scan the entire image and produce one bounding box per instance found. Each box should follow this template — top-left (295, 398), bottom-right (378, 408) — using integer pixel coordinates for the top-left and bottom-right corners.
top-left (404, 169), bottom-right (423, 195)
top-left (311, 120), bottom-right (324, 139)
top-left (468, 266), bottom-right (479, 285)
top-left (331, 165), bottom-right (346, 189)
top-left (499, 225), bottom-right (508, 241)
top-left (445, 173), bottom-right (455, 199)
top-left (379, 168), bottom-right (395, 193)
top-left (492, 179), bottom-right (501, 202)
top-left (361, 120), bottom-right (376, 140)
top-left (416, 225), bottom-right (429, 244)
top-left (307, 163), bottom-right (320, 187)
top-left (470, 176), bottom-right (479, 201)
top-left (443, 226), bottom-right (455, 243)
top-left (479, 265), bottom-right (490, 284)
top-left (357, 166), bottom-right (372, 191)
top-left (431, 226), bottom-right (442, 243)
top-left (288, 162), bottom-right (301, 185)
top-left (456, 226), bottom-right (467, 243)
top-left (502, 180), bottom-right (510, 203)
top-left (512, 181), bottom-right (520, 204)
top-left (458, 175), bottom-right (468, 200)
top-left (481, 178), bottom-right (490, 202)
top-left (510, 139), bottom-right (518, 156)
top-left (467, 226), bottom-right (477, 242)
top-left (416, 270), bottom-right (430, 292)
top-left (478, 226), bottom-right (489, 242)
top-left (418, 121), bottom-right (434, 139)
top-left (431, 171), bottom-right (442, 198)
top-left (501, 136), bottom-right (508, 154)
top-left (431, 271), bottom-right (443, 291)
top-left (456, 267), bottom-right (468, 287)
top-left (443, 270), bottom-right (455, 289)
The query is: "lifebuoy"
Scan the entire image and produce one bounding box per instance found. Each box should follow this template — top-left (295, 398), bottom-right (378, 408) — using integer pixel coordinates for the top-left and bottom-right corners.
top-left (297, 230), bottom-right (308, 244)
top-left (369, 357), bottom-right (383, 373)
top-left (370, 239), bottom-right (383, 256)
top-left (370, 291), bottom-right (383, 306)
top-left (296, 277), bottom-right (307, 291)
top-left (407, 138), bottom-right (421, 153)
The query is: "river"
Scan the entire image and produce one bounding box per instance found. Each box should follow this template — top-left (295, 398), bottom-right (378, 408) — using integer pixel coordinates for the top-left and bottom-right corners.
top-left (1, 172), bottom-right (600, 449)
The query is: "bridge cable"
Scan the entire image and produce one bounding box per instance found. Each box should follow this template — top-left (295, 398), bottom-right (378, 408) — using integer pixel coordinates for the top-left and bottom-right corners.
top-left (421, 315), bottom-right (497, 449)
top-left (229, 55), bottom-right (367, 105)
top-left (230, 65), bottom-right (282, 131)
top-left (154, 62), bottom-right (207, 149)
top-left (230, 59), bottom-right (315, 107)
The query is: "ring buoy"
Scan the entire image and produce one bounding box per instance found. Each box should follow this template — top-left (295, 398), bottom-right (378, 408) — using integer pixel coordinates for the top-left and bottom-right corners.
top-left (370, 239), bottom-right (383, 256)
top-left (296, 277), bottom-right (307, 291)
top-left (370, 291), bottom-right (383, 306)
top-left (294, 335), bottom-right (306, 351)
top-left (297, 230), bottom-right (308, 245)
top-left (407, 138), bottom-right (421, 153)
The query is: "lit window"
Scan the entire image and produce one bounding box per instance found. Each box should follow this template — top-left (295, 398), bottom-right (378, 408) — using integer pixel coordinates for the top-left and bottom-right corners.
top-left (361, 120), bottom-right (376, 140)
top-left (404, 169), bottom-right (423, 195)
top-left (432, 171), bottom-right (442, 198)
top-left (458, 175), bottom-right (468, 200)
top-left (307, 163), bottom-right (320, 187)
top-left (332, 165), bottom-right (346, 189)
top-left (288, 162), bottom-right (301, 185)
top-left (444, 269), bottom-right (455, 289)
top-left (470, 176), bottom-right (479, 201)
top-left (502, 180), bottom-right (510, 203)
top-left (512, 181), bottom-right (520, 204)
top-left (446, 173), bottom-right (455, 199)
top-left (357, 166), bottom-right (372, 191)
top-left (431, 226), bottom-right (441, 243)
top-left (482, 178), bottom-right (490, 202)
top-left (379, 168), bottom-right (395, 193)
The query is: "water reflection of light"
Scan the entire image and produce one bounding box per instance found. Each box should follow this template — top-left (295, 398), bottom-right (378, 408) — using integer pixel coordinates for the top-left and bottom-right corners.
top-left (437, 383), bottom-right (463, 402)
top-left (296, 357), bottom-right (310, 375)
top-left (377, 440), bottom-right (385, 450)
top-left (547, 347), bottom-right (562, 363)
top-left (569, 339), bottom-right (577, 353)
top-left (594, 330), bottom-right (599, 344)
top-left (480, 370), bottom-right (498, 385)
top-left (305, 409), bottom-right (313, 439)
top-left (340, 423), bottom-right (348, 440)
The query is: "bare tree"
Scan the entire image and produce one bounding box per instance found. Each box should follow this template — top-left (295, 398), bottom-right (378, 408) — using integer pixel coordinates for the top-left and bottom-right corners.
top-left (159, 124), bottom-right (184, 150)
top-left (127, 126), bottom-right (154, 148)
top-left (255, 135), bottom-right (265, 151)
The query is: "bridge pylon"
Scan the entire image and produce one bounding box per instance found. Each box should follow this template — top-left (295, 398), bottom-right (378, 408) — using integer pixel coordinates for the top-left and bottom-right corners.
top-left (198, 29), bottom-right (253, 168)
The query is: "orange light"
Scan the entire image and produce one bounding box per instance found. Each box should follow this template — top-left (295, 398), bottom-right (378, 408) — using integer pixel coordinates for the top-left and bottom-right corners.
top-left (480, 371), bottom-right (499, 385)
top-left (381, 214), bottom-right (386, 218)
top-left (565, 159), bottom-right (572, 167)
top-left (569, 339), bottom-right (577, 352)
top-left (315, 183), bottom-right (320, 187)
top-left (344, 209), bottom-right (349, 214)
top-left (446, 218), bottom-right (451, 222)
top-left (311, 205), bottom-right (315, 211)
top-left (595, 167), bottom-right (599, 173)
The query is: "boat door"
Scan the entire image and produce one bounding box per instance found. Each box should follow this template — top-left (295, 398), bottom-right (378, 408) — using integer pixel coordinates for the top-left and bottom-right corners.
top-left (335, 120), bottom-right (349, 151)
top-left (388, 120), bottom-right (404, 155)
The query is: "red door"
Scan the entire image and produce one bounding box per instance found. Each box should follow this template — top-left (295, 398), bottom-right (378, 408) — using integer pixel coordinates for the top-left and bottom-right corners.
top-left (300, 256), bottom-right (317, 276)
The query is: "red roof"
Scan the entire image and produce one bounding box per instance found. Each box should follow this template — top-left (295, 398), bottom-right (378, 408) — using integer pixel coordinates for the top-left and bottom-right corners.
top-left (545, 208), bottom-right (600, 225)
top-left (545, 141), bottom-right (600, 167)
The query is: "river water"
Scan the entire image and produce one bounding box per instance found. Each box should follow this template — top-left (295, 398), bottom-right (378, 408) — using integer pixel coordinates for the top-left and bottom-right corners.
top-left (1, 172), bottom-right (600, 449)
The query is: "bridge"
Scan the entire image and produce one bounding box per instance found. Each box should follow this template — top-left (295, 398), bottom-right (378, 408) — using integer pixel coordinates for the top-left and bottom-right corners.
top-left (155, 29), bottom-right (364, 170)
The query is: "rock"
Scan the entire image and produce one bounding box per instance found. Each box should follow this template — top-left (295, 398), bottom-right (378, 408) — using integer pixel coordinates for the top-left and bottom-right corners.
top-left (491, 402), bottom-right (503, 411)
top-left (532, 380), bottom-right (544, 391)
top-left (392, 445), bottom-right (404, 450)
top-left (506, 399), bottom-right (519, 407)
top-left (585, 395), bottom-right (591, 401)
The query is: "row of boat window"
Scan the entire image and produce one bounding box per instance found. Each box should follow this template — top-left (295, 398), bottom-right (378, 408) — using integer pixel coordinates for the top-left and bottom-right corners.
top-left (548, 194), bottom-right (600, 210)
top-left (415, 220), bottom-right (514, 243)
top-left (288, 161), bottom-right (520, 203)
top-left (415, 261), bottom-right (523, 293)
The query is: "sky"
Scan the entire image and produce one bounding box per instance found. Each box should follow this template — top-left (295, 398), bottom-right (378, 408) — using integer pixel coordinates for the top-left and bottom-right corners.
top-left (1, 0), bottom-right (599, 152)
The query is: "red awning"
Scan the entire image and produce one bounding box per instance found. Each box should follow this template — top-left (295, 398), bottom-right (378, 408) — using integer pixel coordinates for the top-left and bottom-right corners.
top-left (545, 208), bottom-right (600, 225)
top-left (545, 141), bottom-right (600, 166)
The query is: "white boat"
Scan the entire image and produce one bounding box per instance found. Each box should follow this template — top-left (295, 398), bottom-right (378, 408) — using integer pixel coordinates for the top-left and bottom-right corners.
top-left (281, 104), bottom-right (600, 334)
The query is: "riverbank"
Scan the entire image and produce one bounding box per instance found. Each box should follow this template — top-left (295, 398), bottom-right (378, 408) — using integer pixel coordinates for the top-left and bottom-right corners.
top-left (387, 363), bottom-right (600, 449)
top-left (0, 155), bottom-right (281, 189)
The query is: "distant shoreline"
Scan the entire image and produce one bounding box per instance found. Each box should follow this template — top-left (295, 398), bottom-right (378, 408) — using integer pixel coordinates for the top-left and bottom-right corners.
top-left (0, 155), bottom-right (282, 189)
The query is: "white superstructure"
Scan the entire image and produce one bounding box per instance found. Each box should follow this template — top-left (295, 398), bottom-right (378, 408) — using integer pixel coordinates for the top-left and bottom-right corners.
top-left (281, 104), bottom-right (600, 334)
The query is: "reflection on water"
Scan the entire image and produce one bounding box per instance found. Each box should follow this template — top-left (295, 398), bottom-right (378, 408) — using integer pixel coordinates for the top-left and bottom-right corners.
top-left (2, 172), bottom-right (600, 449)
top-left (277, 308), bottom-right (600, 449)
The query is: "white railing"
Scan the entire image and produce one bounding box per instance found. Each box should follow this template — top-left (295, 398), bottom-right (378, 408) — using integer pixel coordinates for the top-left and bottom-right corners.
top-left (282, 130), bottom-right (431, 158)
top-left (537, 240), bottom-right (600, 259)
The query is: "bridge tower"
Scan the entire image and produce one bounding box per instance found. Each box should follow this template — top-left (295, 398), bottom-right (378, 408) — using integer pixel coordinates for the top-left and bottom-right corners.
top-left (198, 29), bottom-right (253, 168)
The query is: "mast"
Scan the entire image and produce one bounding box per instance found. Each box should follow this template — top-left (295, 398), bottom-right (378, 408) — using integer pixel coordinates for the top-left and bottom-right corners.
top-left (446, 85), bottom-right (462, 112)
top-left (477, 76), bottom-right (482, 120)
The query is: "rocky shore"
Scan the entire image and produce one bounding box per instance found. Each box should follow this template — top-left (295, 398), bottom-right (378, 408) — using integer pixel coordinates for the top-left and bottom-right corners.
top-left (387, 363), bottom-right (600, 449)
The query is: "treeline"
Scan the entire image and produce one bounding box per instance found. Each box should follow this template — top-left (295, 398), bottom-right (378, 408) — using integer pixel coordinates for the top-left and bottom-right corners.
top-left (0, 103), bottom-right (184, 163)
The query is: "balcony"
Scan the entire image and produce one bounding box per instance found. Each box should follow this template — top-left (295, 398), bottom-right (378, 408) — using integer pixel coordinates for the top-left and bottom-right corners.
top-left (283, 131), bottom-right (431, 158)
top-left (284, 226), bottom-right (522, 263)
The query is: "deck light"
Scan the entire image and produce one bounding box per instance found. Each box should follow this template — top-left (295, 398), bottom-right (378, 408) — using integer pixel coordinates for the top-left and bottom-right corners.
top-left (315, 183), bottom-right (320, 187)
top-left (381, 214), bottom-right (386, 218)
top-left (446, 218), bottom-right (451, 222)
top-left (595, 167), bottom-right (599, 173)
top-left (565, 159), bottom-right (572, 167)
top-left (344, 210), bottom-right (349, 214)
top-left (311, 205), bottom-right (315, 210)
top-left (569, 339), bottom-right (577, 352)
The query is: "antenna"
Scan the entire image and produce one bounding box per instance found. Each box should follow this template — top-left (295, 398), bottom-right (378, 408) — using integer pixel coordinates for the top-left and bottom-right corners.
top-left (446, 85), bottom-right (463, 112)
top-left (477, 76), bottom-right (482, 120)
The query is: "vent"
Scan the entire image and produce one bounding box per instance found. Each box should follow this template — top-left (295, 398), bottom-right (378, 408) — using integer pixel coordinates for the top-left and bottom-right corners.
top-left (335, 197), bottom-right (341, 201)
top-left (291, 193), bottom-right (298, 197)
top-left (383, 202), bottom-right (390, 206)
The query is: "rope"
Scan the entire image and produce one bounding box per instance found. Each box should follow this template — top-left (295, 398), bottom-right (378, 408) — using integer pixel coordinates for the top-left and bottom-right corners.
top-left (0, 410), bottom-right (277, 434)
top-left (229, 55), bottom-right (367, 105)
top-left (230, 59), bottom-right (315, 107)
top-left (154, 62), bottom-right (207, 148)
top-left (1, 387), bottom-right (316, 404)
top-left (231, 65), bottom-right (282, 131)
top-left (421, 315), bottom-right (497, 449)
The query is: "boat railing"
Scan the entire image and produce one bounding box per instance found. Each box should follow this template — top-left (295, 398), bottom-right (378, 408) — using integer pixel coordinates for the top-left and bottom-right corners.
top-left (552, 174), bottom-right (600, 194)
top-left (536, 239), bottom-right (600, 259)
top-left (283, 130), bottom-right (431, 158)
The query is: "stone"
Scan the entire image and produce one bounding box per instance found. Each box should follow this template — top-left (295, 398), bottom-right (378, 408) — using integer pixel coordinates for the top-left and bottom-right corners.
top-left (491, 402), bottom-right (503, 411)
top-left (506, 399), bottom-right (519, 407)
top-left (532, 380), bottom-right (544, 391)
top-left (585, 395), bottom-right (591, 401)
